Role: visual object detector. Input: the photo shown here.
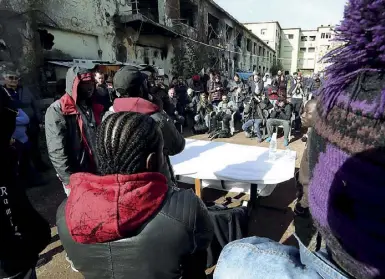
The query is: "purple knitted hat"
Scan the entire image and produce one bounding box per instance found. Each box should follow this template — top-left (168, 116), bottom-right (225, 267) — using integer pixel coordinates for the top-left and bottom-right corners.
top-left (309, 0), bottom-right (385, 278)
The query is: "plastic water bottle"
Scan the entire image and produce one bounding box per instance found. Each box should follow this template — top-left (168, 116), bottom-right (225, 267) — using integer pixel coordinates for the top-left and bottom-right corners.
top-left (268, 132), bottom-right (278, 161)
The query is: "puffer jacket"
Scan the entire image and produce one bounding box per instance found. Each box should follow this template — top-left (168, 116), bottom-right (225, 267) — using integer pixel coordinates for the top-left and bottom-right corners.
top-left (57, 172), bottom-right (213, 279)
top-left (103, 97), bottom-right (185, 184)
top-left (45, 66), bottom-right (102, 186)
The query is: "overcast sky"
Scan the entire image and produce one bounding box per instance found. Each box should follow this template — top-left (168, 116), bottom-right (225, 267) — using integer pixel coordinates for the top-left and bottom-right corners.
top-left (214, 0), bottom-right (347, 29)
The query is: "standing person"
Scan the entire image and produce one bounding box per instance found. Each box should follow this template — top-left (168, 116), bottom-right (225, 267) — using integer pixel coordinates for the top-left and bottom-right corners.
top-left (94, 70), bottom-right (112, 109)
top-left (0, 86), bottom-right (51, 279)
top-left (295, 99), bottom-right (316, 216)
top-left (249, 73), bottom-right (264, 97)
top-left (45, 67), bottom-right (100, 196)
top-left (104, 66), bottom-right (185, 185)
top-left (227, 73), bottom-right (246, 109)
top-left (57, 112), bottom-right (213, 279)
top-left (273, 70), bottom-right (287, 100)
top-left (291, 76), bottom-right (305, 132)
top-left (1, 69), bottom-right (48, 172)
top-left (208, 74), bottom-right (224, 107)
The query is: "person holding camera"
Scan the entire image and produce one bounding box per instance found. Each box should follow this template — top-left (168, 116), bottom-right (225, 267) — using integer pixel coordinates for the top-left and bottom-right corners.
top-left (265, 97), bottom-right (293, 146)
top-left (291, 77), bottom-right (305, 132)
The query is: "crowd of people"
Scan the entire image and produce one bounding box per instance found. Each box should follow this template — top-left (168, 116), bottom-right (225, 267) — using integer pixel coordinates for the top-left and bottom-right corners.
top-left (1, 0), bottom-right (384, 278)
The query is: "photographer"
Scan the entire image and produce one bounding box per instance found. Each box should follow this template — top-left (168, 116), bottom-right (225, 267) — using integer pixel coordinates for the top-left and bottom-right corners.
top-left (242, 95), bottom-right (272, 142)
top-left (0, 86), bottom-right (51, 279)
top-left (266, 97), bottom-right (293, 146)
top-left (291, 77), bottom-right (305, 132)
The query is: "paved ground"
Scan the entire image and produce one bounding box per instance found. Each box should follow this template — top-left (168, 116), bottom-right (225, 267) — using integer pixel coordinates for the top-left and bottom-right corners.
top-left (28, 130), bottom-right (308, 278)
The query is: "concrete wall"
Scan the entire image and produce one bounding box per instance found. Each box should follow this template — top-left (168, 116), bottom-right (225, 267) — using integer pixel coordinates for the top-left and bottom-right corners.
top-left (280, 29), bottom-right (300, 74)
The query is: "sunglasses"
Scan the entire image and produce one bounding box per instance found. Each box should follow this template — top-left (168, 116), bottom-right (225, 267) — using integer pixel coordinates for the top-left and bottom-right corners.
top-left (6, 75), bottom-right (20, 81)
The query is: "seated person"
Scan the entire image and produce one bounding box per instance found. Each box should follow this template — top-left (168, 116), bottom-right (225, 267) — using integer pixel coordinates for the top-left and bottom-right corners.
top-left (265, 97), bottom-right (293, 146)
top-left (242, 96), bottom-right (271, 142)
top-left (211, 94), bottom-right (240, 136)
top-left (168, 87), bottom-right (185, 127)
top-left (186, 88), bottom-right (199, 114)
top-left (194, 93), bottom-right (211, 128)
top-left (57, 112), bottom-right (213, 279)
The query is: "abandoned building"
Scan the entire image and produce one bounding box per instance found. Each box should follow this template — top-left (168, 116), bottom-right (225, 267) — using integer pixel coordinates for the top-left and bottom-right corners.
top-left (0, 0), bottom-right (275, 93)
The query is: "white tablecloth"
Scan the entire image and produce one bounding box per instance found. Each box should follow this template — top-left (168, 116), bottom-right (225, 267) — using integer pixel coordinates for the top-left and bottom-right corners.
top-left (170, 139), bottom-right (296, 196)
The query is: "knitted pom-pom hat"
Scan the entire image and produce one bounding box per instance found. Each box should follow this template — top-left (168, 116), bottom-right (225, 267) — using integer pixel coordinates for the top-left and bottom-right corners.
top-left (308, 0), bottom-right (385, 278)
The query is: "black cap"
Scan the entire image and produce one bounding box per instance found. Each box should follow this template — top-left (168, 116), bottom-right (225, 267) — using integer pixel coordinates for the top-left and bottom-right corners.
top-left (113, 65), bottom-right (145, 95)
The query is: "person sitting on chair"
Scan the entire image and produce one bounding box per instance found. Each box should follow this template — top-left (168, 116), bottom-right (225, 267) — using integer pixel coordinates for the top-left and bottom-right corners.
top-left (265, 97), bottom-right (293, 146)
top-left (213, 94), bottom-right (240, 136)
top-left (168, 87), bottom-right (185, 128)
top-left (242, 95), bottom-right (272, 142)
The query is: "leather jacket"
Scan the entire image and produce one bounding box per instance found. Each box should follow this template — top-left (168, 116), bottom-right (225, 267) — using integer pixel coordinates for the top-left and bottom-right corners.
top-left (57, 172), bottom-right (213, 279)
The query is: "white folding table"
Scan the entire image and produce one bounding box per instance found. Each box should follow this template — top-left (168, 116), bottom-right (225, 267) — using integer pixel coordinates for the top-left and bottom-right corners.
top-left (170, 139), bottom-right (296, 209)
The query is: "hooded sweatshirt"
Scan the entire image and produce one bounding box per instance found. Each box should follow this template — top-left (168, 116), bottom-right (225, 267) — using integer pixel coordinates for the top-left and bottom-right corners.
top-left (65, 172), bottom-right (168, 244)
top-left (104, 97), bottom-right (185, 185)
top-left (45, 67), bottom-right (100, 187)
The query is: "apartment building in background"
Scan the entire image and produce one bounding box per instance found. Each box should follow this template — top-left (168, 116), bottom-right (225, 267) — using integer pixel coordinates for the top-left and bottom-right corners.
top-left (245, 20), bottom-right (341, 75)
top-left (244, 21), bottom-right (282, 53)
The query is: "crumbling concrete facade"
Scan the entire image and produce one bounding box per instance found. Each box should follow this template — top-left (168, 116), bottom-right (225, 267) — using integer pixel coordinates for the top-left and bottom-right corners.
top-left (0, 0), bottom-right (275, 87)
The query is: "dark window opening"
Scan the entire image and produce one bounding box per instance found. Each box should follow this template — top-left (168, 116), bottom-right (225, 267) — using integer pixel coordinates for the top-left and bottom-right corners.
top-left (226, 25), bottom-right (233, 42)
top-left (246, 38), bottom-right (252, 52)
top-left (38, 29), bottom-right (55, 50)
top-left (180, 0), bottom-right (198, 28)
top-left (137, 0), bottom-right (159, 22)
top-left (236, 33), bottom-right (243, 48)
top-left (208, 13), bottom-right (220, 40)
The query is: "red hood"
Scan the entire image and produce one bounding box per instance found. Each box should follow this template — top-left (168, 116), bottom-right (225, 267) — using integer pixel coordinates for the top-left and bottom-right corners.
top-left (65, 172), bottom-right (168, 244)
top-left (113, 97), bottom-right (160, 115)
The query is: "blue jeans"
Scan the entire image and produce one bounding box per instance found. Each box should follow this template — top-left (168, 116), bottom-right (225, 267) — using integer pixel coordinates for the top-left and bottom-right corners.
top-left (242, 119), bottom-right (262, 138)
top-left (214, 237), bottom-right (350, 279)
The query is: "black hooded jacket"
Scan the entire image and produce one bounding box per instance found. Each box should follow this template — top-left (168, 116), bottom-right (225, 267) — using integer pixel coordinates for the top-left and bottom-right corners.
top-left (0, 87), bottom-right (51, 278)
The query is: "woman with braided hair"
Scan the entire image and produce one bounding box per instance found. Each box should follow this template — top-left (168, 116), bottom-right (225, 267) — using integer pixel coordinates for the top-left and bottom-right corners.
top-left (57, 112), bottom-right (213, 279)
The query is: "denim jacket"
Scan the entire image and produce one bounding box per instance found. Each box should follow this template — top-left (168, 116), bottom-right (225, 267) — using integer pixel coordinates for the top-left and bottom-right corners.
top-left (214, 236), bottom-right (350, 279)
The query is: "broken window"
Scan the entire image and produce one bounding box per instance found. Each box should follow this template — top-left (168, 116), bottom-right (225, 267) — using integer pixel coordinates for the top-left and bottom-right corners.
top-left (38, 29), bottom-right (54, 50)
top-left (225, 25), bottom-right (233, 42)
top-left (246, 38), bottom-right (252, 52)
top-left (180, 0), bottom-right (198, 28)
top-left (208, 13), bottom-right (220, 40)
top-left (137, 0), bottom-right (159, 22)
top-left (236, 33), bottom-right (243, 48)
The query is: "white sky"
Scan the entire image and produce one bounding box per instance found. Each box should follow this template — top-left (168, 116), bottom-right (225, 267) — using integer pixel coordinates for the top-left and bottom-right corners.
top-left (214, 0), bottom-right (347, 29)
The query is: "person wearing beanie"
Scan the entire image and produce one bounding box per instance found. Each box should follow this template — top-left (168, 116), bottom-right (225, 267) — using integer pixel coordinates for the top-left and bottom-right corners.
top-left (103, 65), bottom-right (185, 185)
top-left (213, 1), bottom-right (385, 278)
